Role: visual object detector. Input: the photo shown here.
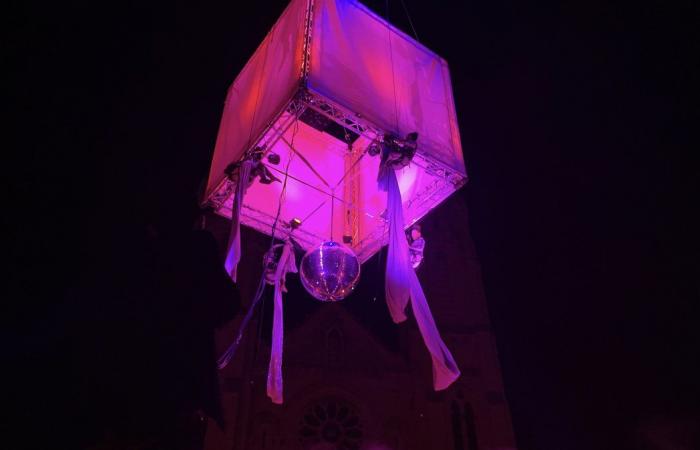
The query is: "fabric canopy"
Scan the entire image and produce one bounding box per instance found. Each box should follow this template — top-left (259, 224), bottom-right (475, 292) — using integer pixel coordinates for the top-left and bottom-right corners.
top-left (206, 0), bottom-right (307, 198)
top-left (206, 0), bottom-right (465, 201)
top-left (309, 0), bottom-right (464, 173)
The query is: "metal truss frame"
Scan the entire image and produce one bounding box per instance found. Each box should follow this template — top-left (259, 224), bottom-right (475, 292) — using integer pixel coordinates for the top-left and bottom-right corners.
top-left (205, 86), bottom-right (467, 261)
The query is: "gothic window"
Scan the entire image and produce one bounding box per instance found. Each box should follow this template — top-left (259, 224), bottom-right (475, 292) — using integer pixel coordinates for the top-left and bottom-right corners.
top-left (298, 398), bottom-right (362, 450)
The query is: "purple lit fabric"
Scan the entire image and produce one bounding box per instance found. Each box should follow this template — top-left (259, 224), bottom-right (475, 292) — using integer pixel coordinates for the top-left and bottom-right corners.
top-left (309, 0), bottom-right (464, 172)
top-left (267, 240), bottom-right (297, 404)
top-left (380, 168), bottom-right (460, 390)
top-left (224, 160), bottom-right (254, 282)
top-left (380, 168), bottom-right (411, 323)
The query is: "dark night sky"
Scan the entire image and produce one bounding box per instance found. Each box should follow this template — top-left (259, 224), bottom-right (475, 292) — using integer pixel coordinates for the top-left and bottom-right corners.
top-left (6, 1), bottom-right (698, 449)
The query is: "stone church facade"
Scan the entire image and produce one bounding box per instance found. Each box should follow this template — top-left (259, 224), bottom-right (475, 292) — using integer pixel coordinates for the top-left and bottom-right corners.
top-left (203, 193), bottom-right (516, 450)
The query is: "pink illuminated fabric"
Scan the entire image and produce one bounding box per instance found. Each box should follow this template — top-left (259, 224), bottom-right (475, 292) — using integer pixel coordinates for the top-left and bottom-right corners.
top-left (381, 168), bottom-right (460, 390)
top-left (309, 0), bottom-right (464, 173)
top-left (408, 264), bottom-right (461, 390)
top-left (205, 0), bottom-right (307, 198)
top-left (224, 160), bottom-right (254, 281)
top-left (206, 0), bottom-right (466, 262)
top-left (267, 240), bottom-right (297, 404)
top-left (379, 168), bottom-right (410, 323)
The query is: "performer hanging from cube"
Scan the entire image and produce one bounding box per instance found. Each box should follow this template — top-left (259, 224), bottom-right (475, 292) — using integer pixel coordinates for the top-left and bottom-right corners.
top-left (407, 224), bottom-right (425, 270)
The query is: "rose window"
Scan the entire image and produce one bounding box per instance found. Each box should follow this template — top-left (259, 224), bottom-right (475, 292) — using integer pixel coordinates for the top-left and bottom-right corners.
top-left (298, 398), bottom-right (363, 450)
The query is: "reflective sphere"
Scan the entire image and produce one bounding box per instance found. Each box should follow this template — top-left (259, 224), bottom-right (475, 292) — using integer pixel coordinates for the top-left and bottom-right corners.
top-left (300, 241), bottom-right (360, 302)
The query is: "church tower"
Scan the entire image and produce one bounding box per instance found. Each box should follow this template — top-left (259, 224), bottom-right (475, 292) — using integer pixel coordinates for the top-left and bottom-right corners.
top-left (202, 189), bottom-right (516, 450)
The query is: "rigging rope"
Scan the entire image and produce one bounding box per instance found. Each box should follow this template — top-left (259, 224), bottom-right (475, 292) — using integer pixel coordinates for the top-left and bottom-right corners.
top-left (399, 0), bottom-right (419, 42)
top-left (218, 114), bottom-right (300, 370)
top-left (253, 118), bottom-right (299, 366)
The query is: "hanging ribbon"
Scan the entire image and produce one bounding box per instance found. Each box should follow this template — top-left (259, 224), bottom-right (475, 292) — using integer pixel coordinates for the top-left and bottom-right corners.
top-left (224, 160), bottom-right (254, 282)
top-left (267, 240), bottom-right (297, 404)
top-left (381, 167), bottom-right (411, 323)
top-left (379, 168), bottom-right (461, 390)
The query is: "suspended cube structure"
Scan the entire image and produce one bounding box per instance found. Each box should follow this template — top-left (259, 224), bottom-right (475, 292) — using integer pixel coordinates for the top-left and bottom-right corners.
top-left (205, 0), bottom-right (467, 263)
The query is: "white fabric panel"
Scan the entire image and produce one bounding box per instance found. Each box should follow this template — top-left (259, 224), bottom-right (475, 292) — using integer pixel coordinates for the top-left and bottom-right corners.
top-left (224, 160), bottom-right (254, 282)
top-left (381, 168), bottom-right (461, 390)
top-left (308, 0), bottom-right (465, 173)
top-left (206, 0), bottom-right (308, 198)
top-left (379, 163), bottom-right (411, 323)
top-left (267, 241), bottom-right (297, 404)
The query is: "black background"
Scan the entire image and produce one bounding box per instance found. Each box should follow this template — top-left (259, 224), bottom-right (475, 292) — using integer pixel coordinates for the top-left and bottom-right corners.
top-left (6, 1), bottom-right (698, 449)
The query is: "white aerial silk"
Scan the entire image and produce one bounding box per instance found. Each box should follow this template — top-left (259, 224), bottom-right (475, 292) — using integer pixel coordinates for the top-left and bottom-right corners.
top-left (380, 168), bottom-right (461, 390)
top-left (379, 167), bottom-right (411, 323)
top-left (224, 160), bottom-right (254, 282)
top-left (267, 240), bottom-right (297, 404)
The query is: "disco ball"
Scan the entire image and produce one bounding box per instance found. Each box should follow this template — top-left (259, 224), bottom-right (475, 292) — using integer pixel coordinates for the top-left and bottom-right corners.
top-left (300, 241), bottom-right (360, 302)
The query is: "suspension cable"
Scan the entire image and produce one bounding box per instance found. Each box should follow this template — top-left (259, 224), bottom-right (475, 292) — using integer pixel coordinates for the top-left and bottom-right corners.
top-left (218, 113), bottom-right (301, 370)
top-left (399, 0), bottom-right (419, 42)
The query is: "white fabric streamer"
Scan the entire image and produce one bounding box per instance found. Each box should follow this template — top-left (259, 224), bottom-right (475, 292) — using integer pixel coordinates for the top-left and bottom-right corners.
top-left (224, 160), bottom-right (254, 282)
top-left (380, 169), bottom-right (461, 390)
top-left (267, 240), bottom-right (297, 404)
top-left (407, 268), bottom-right (461, 390)
top-left (380, 168), bottom-right (411, 323)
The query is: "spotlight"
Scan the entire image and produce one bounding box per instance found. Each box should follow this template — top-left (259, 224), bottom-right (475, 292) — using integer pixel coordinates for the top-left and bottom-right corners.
top-left (267, 153), bottom-right (281, 165)
top-left (289, 218), bottom-right (302, 229)
top-left (368, 142), bottom-right (381, 156)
